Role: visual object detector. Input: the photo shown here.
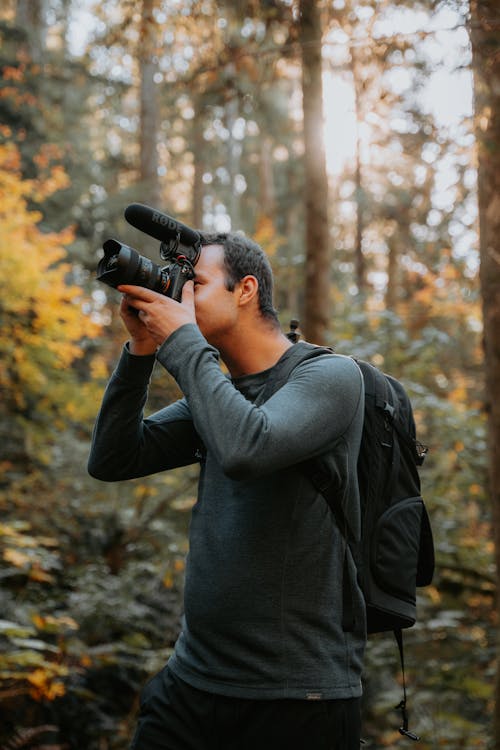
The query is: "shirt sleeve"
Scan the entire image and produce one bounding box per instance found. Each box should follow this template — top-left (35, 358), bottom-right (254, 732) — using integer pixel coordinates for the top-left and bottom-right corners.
top-left (88, 343), bottom-right (201, 481)
top-left (156, 324), bottom-right (364, 480)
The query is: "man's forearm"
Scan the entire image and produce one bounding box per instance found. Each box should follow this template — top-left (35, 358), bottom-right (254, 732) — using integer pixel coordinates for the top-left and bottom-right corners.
top-left (88, 344), bottom-right (200, 481)
top-left (88, 347), bottom-right (155, 480)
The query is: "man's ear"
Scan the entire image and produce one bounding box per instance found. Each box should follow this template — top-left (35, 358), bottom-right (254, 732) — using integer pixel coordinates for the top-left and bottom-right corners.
top-left (237, 275), bottom-right (259, 308)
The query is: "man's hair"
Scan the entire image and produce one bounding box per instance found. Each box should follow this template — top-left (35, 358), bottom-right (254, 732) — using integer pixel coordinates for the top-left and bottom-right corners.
top-left (199, 232), bottom-right (279, 324)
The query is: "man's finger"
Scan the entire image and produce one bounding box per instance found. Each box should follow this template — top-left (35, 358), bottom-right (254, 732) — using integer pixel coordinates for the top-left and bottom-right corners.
top-left (121, 294), bottom-right (147, 312)
top-left (180, 279), bottom-right (195, 305)
top-left (117, 284), bottom-right (162, 302)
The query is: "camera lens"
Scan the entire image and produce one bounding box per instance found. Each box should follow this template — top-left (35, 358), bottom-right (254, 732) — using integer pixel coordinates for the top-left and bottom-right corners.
top-left (97, 239), bottom-right (170, 294)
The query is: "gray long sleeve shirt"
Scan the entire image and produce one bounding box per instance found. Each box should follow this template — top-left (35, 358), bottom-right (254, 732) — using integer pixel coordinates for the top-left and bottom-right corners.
top-left (88, 324), bottom-right (366, 700)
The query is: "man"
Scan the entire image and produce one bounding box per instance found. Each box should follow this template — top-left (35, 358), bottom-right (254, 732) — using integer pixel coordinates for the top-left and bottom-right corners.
top-left (88, 232), bottom-right (366, 750)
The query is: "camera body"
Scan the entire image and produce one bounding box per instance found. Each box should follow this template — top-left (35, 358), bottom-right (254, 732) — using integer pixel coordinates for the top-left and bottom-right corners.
top-left (97, 204), bottom-right (201, 302)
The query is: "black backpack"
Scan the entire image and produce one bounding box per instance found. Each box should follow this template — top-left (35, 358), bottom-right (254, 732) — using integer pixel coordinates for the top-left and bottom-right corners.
top-left (263, 334), bottom-right (435, 740)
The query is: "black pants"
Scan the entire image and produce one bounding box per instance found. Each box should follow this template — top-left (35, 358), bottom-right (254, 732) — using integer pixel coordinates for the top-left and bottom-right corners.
top-left (130, 666), bottom-right (361, 750)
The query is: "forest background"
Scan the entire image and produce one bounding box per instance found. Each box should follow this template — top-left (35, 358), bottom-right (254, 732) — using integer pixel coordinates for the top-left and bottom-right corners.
top-left (0, 0), bottom-right (498, 748)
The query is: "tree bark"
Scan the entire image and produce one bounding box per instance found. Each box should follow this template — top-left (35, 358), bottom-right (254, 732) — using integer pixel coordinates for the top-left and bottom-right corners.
top-left (139, 0), bottom-right (160, 208)
top-left (350, 44), bottom-right (367, 299)
top-left (469, 1), bottom-right (500, 745)
top-left (298, 0), bottom-right (331, 345)
top-left (385, 234), bottom-right (398, 312)
top-left (192, 95), bottom-right (205, 228)
top-left (259, 136), bottom-right (276, 219)
top-left (15, 0), bottom-right (46, 62)
top-left (225, 85), bottom-right (242, 230)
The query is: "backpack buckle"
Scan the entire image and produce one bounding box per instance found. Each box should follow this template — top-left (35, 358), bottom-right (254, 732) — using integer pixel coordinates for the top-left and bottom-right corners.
top-left (415, 441), bottom-right (428, 466)
top-left (383, 401), bottom-right (395, 419)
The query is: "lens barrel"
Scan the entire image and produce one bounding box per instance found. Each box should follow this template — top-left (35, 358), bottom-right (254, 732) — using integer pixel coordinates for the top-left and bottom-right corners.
top-left (97, 239), bottom-right (171, 294)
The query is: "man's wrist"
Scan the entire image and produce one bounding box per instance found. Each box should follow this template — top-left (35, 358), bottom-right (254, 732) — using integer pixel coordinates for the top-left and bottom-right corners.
top-left (128, 339), bottom-right (158, 356)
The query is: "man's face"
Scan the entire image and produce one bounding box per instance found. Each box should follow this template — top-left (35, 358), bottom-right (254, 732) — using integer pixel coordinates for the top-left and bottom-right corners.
top-left (192, 244), bottom-right (240, 347)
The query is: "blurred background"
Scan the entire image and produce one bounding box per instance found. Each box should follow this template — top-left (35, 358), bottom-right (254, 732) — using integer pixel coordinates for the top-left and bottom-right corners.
top-left (0, 1), bottom-right (496, 747)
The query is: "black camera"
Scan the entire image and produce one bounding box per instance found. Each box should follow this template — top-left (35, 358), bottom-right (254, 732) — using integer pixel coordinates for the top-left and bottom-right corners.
top-left (97, 204), bottom-right (202, 302)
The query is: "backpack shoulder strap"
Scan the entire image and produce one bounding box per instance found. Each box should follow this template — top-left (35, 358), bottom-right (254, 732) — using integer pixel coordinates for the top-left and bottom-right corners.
top-left (355, 358), bottom-right (394, 415)
top-left (259, 341), bottom-right (333, 404)
top-left (261, 342), bottom-right (360, 540)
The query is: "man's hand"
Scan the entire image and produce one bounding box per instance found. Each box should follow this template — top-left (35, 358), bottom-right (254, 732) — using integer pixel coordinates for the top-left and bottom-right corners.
top-left (118, 281), bottom-right (196, 355)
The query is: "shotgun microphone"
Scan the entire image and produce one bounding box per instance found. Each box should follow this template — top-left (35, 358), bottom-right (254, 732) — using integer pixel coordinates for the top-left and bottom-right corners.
top-left (124, 203), bottom-right (201, 249)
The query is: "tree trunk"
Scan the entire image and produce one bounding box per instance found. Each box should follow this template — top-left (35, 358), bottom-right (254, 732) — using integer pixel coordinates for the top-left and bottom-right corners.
top-left (350, 44), bottom-right (367, 299)
top-left (16, 0), bottom-right (46, 62)
top-left (225, 78), bottom-right (241, 230)
top-left (298, 0), bottom-right (331, 345)
top-left (282, 159), bottom-right (302, 319)
top-left (139, 0), bottom-right (160, 208)
top-left (385, 234), bottom-right (398, 312)
top-left (259, 136), bottom-right (276, 219)
top-left (192, 96), bottom-right (205, 229)
top-left (469, 2), bottom-right (500, 745)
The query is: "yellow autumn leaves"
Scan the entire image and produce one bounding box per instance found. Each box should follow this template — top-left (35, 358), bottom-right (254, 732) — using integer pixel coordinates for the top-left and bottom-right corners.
top-left (0, 138), bottom-right (105, 427)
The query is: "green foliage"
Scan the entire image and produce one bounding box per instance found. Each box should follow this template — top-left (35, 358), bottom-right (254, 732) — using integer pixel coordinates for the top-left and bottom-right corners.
top-left (0, 457), bottom-right (194, 748)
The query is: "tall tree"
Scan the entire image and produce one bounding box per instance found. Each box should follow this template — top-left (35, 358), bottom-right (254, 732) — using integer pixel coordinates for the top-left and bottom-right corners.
top-left (348, 35), bottom-right (370, 299)
top-left (469, 0), bottom-right (500, 745)
top-left (298, 0), bottom-right (331, 344)
top-left (15, 0), bottom-right (45, 62)
top-left (139, 0), bottom-right (160, 207)
top-left (191, 94), bottom-right (205, 228)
